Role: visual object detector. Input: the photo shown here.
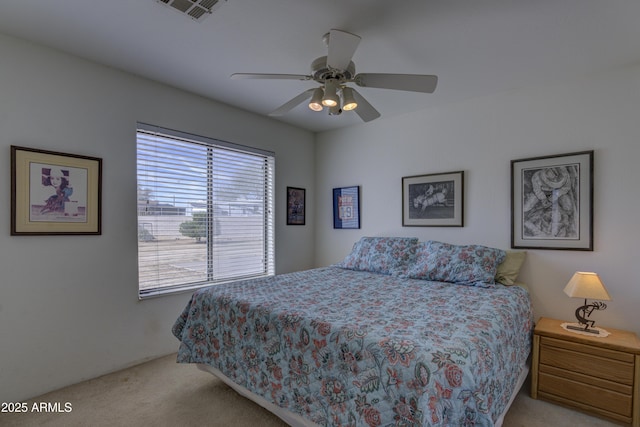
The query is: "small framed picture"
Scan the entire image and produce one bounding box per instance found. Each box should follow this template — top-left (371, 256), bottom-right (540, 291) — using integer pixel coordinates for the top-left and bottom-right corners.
top-left (333, 186), bottom-right (361, 229)
top-left (511, 150), bottom-right (593, 250)
top-left (402, 171), bottom-right (464, 227)
top-left (286, 186), bottom-right (306, 225)
top-left (11, 146), bottom-right (102, 235)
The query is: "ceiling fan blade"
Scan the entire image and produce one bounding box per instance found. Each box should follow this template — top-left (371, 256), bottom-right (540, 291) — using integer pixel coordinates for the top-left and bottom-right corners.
top-left (326, 29), bottom-right (361, 71)
top-left (351, 89), bottom-right (381, 122)
top-left (354, 73), bottom-right (438, 93)
top-left (231, 73), bottom-right (311, 81)
top-left (268, 89), bottom-right (315, 116)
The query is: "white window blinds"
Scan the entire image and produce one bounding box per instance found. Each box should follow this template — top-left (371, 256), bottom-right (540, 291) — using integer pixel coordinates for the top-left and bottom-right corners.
top-left (136, 123), bottom-right (275, 299)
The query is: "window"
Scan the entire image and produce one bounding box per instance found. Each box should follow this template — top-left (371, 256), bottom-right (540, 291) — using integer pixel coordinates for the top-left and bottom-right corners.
top-left (136, 123), bottom-right (275, 299)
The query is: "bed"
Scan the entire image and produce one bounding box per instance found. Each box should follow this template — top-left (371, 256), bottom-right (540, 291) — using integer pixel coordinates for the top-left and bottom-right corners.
top-left (172, 237), bottom-right (533, 426)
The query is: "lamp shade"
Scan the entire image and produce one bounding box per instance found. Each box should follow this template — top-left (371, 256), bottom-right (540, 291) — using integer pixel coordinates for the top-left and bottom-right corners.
top-left (322, 80), bottom-right (339, 107)
top-left (341, 87), bottom-right (358, 111)
top-left (308, 88), bottom-right (324, 111)
top-left (563, 272), bottom-right (611, 301)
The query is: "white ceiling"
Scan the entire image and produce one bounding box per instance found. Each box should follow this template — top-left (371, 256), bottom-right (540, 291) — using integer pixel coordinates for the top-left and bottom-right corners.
top-left (1, 1), bottom-right (639, 133)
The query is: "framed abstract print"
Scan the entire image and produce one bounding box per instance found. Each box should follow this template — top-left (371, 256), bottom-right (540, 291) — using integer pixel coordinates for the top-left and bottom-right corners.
top-left (511, 150), bottom-right (593, 250)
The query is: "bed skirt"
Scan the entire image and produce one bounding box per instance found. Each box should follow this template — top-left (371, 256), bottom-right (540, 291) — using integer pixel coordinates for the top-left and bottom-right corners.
top-left (197, 363), bottom-right (320, 427)
top-left (197, 362), bottom-right (530, 427)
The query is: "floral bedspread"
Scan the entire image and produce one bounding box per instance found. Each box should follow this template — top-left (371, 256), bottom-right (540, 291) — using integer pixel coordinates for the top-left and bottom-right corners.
top-left (172, 267), bottom-right (533, 426)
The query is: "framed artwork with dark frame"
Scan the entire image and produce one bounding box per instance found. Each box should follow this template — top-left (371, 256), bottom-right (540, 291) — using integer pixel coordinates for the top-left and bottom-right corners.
top-left (402, 171), bottom-right (464, 227)
top-left (333, 186), bottom-right (360, 229)
top-left (286, 186), bottom-right (306, 225)
top-left (511, 150), bottom-right (593, 250)
top-left (11, 145), bottom-right (102, 235)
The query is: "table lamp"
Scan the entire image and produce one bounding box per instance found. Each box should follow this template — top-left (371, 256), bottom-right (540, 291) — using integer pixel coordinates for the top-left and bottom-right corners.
top-left (563, 271), bottom-right (611, 334)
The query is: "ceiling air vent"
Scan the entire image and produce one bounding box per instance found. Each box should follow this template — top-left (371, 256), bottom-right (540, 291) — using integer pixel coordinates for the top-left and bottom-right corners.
top-left (157, 0), bottom-right (227, 22)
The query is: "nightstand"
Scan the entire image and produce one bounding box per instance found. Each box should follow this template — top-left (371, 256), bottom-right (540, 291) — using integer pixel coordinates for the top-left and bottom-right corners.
top-left (531, 317), bottom-right (640, 426)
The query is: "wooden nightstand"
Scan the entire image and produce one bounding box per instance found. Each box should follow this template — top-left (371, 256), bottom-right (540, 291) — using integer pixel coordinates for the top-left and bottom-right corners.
top-left (531, 317), bottom-right (640, 426)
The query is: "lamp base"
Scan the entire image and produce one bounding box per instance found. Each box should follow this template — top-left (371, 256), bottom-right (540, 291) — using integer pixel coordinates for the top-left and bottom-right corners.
top-left (561, 322), bottom-right (610, 337)
top-left (564, 324), bottom-right (601, 334)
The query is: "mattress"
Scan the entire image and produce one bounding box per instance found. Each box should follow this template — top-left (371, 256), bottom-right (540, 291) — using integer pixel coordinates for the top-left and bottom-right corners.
top-left (173, 266), bottom-right (533, 426)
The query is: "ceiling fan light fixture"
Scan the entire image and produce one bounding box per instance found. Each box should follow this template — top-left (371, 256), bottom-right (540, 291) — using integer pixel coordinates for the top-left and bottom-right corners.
top-left (341, 87), bottom-right (357, 111)
top-left (232, 29), bottom-right (435, 123)
top-left (322, 80), bottom-right (339, 107)
top-left (309, 87), bottom-right (324, 111)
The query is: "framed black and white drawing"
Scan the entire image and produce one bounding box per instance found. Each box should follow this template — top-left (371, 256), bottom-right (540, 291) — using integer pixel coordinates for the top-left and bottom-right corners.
top-left (333, 186), bottom-right (360, 229)
top-left (286, 186), bottom-right (305, 225)
top-left (11, 145), bottom-right (102, 235)
top-left (511, 150), bottom-right (593, 250)
top-left (402, 171), bottom-right (464, 227)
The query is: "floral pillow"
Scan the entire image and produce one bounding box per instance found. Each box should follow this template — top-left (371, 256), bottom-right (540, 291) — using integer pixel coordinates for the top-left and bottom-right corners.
top-left (335, 236), bottom-right (419, 275)
top-left (401, 241), bottom-right (506, 287)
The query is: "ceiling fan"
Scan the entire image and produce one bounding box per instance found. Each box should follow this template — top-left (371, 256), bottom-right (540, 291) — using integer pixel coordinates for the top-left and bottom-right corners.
top-left (231, 29), bottom-right (438, 123)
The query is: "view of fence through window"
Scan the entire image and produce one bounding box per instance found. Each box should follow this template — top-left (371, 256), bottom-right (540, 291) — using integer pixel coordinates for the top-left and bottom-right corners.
top-left (136, 124), bottom-right (275, 298)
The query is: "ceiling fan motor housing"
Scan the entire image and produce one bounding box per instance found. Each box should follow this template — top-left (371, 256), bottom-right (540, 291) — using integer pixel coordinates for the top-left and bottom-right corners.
top-left (311, 56), bottom-right (355, 83)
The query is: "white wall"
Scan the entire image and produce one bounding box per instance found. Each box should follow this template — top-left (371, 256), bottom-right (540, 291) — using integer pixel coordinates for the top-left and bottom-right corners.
top-left (0, 33), bottom-right (315, 402)
top-left (3, 28), bottom-right (639, 403)
top-left (315, 64), bottom-right (640, 336)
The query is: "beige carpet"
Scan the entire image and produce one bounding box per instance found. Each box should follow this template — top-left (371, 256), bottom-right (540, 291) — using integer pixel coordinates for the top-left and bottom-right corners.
top-left (1, 354), bottom-right (621, 427)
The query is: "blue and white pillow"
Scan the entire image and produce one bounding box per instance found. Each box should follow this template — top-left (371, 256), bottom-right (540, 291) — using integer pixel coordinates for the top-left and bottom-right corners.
top-left (336, 236), bottom-right (419, 275)
top-left (401, 240), bottom-right (506, 287)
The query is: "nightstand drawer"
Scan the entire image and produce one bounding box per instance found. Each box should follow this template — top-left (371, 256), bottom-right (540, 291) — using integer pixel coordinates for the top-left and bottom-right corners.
top-left (540, 336), bottom-right (635, 385)
top-left (540, 364), bottom-right (633, 395)
top-left (539, 371), bottom-right (633, 418)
